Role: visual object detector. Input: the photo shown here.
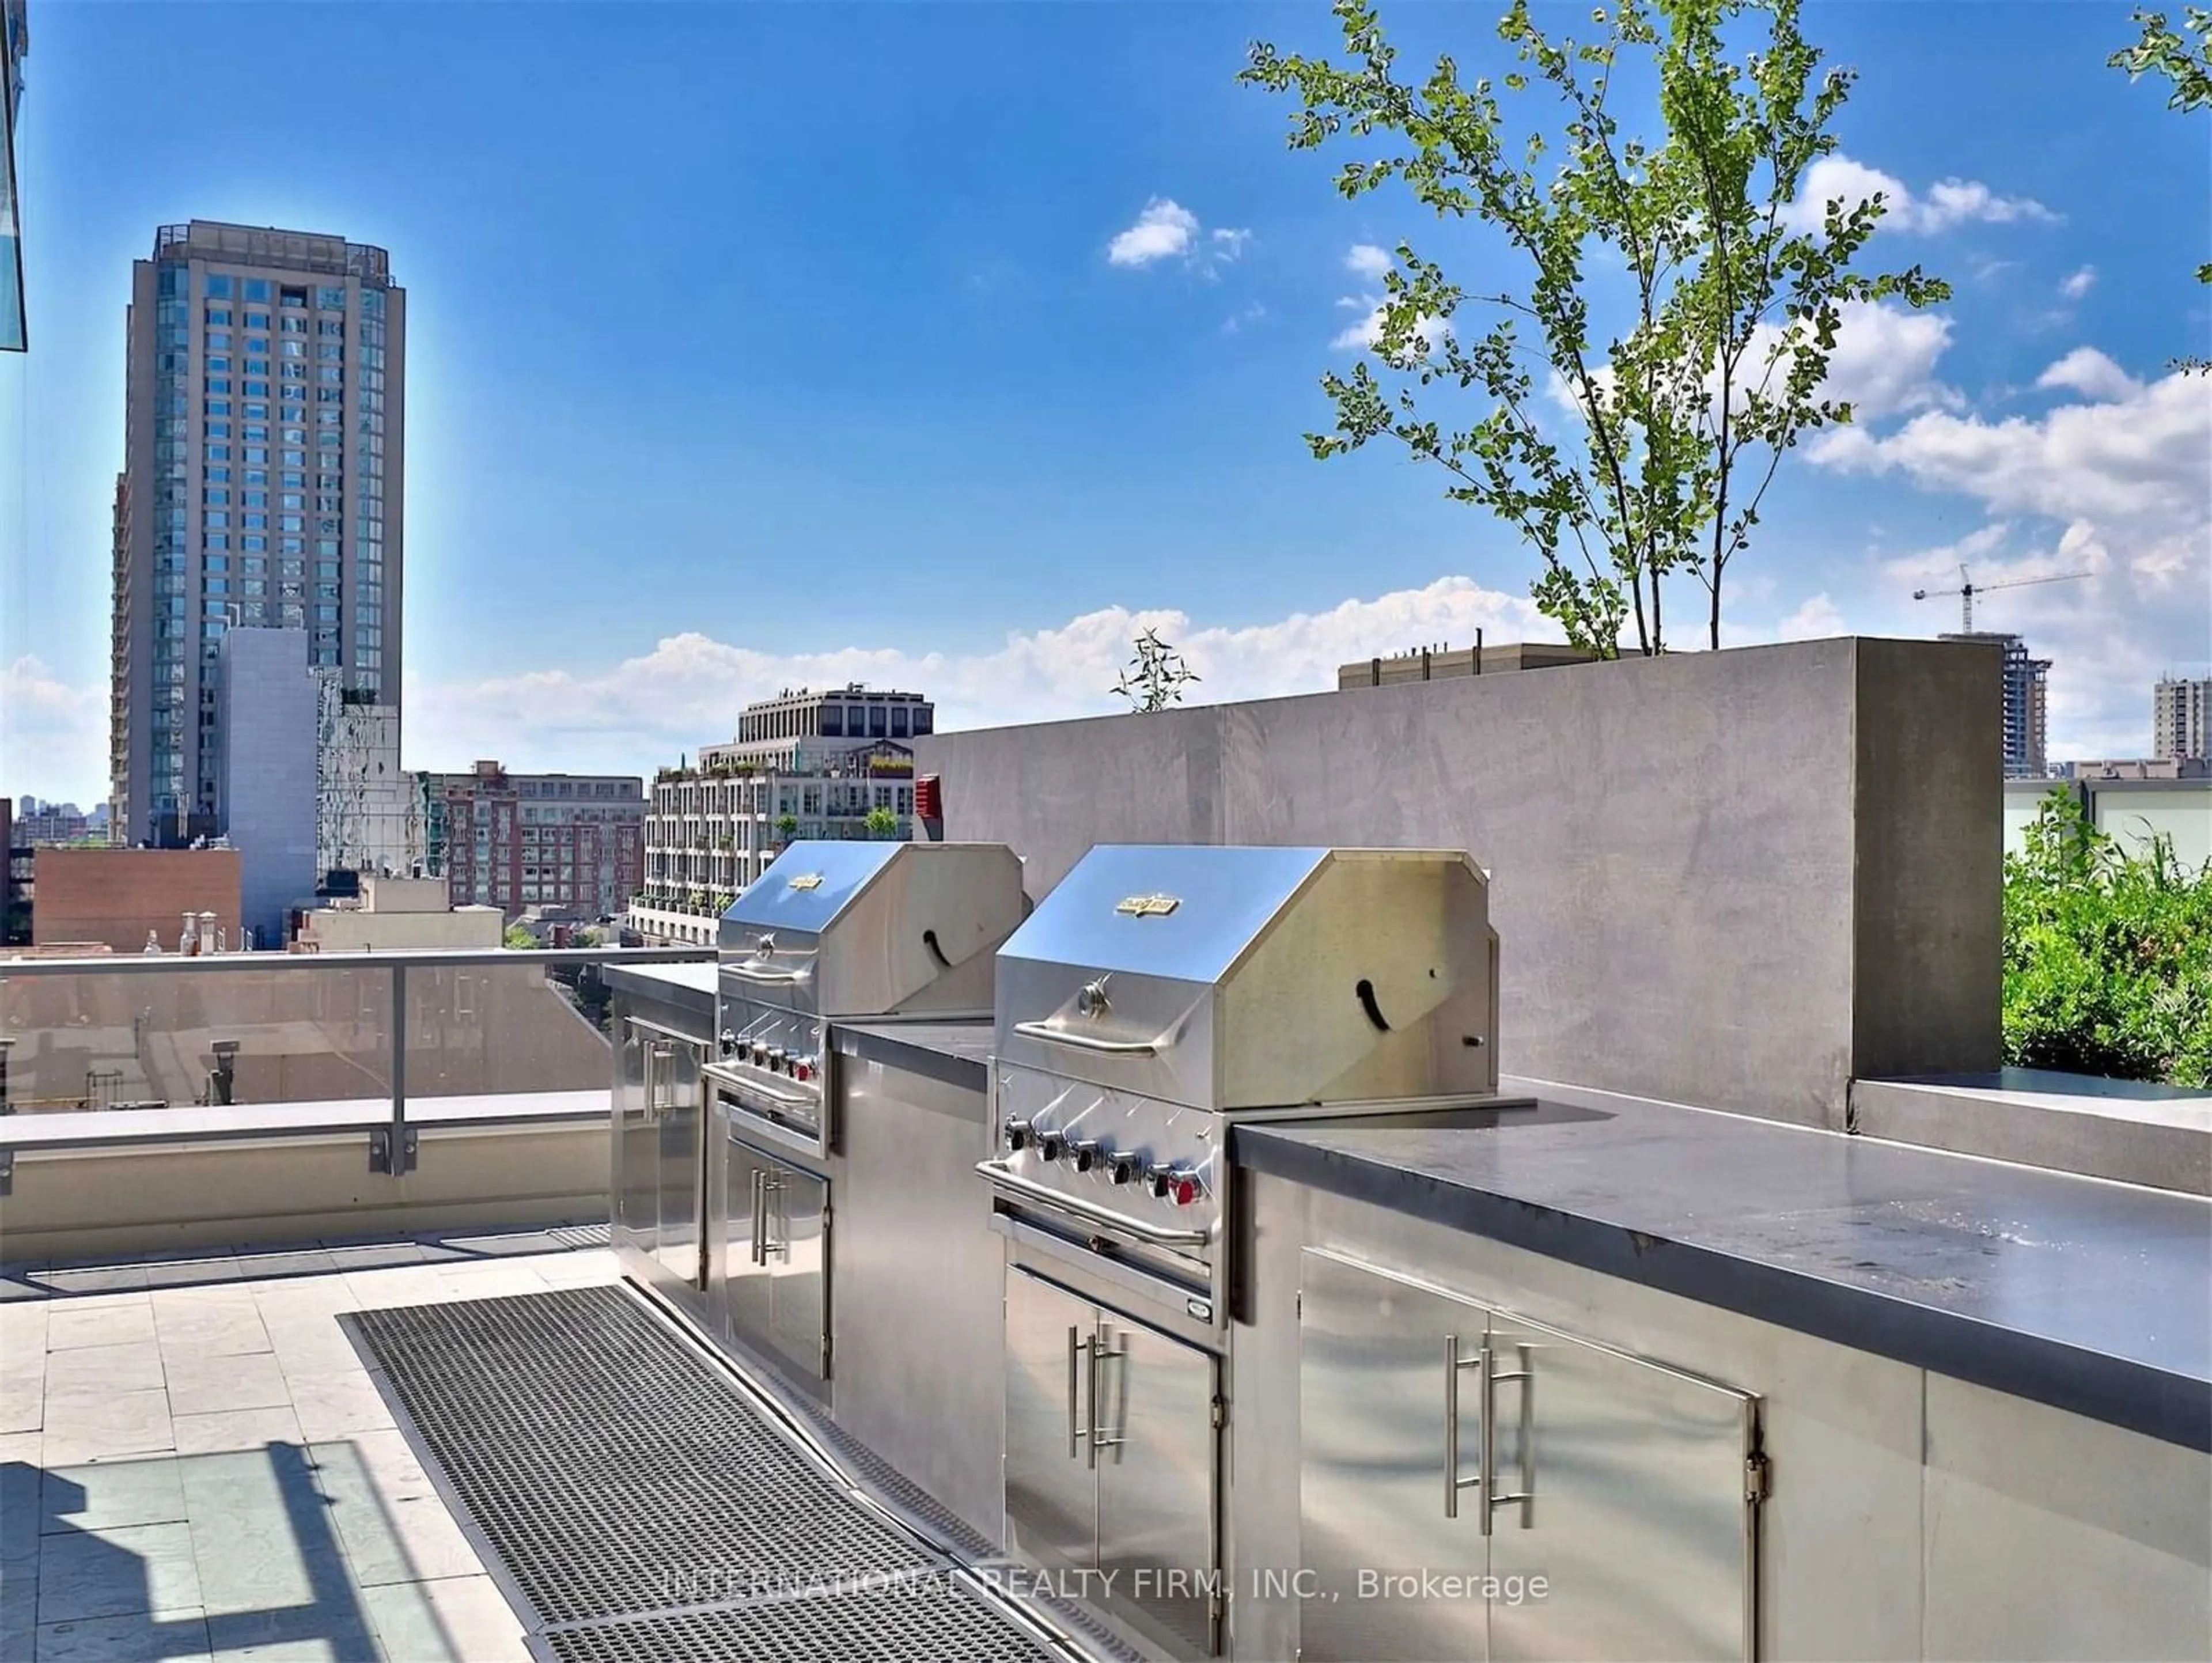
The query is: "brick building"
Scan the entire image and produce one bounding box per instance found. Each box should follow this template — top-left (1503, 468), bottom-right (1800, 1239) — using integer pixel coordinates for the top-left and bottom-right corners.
top-left (31, 846), bottom-right (243, 954)
top-left (423, 760), bottom-right (644, 918)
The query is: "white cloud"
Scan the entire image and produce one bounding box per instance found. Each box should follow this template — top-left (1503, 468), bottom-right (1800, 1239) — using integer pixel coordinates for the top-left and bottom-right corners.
top-left (1752, 300), bottom-right (1960, 421)
top-left (2034, 346), bottom-right (2142, 404)
top-left (1221, 301), bottom-right (1268, 335)
top-left (0, 657), bottom-right (108, 806)
top-left (1813, 367), bottom-right (2212, 758)
top-left (1775, 593), bottom-right (1846, 641)
top-left (1781, 154), bottom-right (2057, 235)
top-left (1331, 244), bottom-right (1449, 354)
top-left (2059, 265), bottom-right (2097, 300)
top-left (1543, 300), bottom-right (1955, 426)
top-left (1344, 244), bottom-right (1393, 281)
top-left (1105, 199), bottom-right (1251, 275)
top-left (1811, 366), bottom-right (2207, 522)
top-left (400, 578), bottom-right (1548, 778)
top-left (1107, 199), bottom-right (1198, 267)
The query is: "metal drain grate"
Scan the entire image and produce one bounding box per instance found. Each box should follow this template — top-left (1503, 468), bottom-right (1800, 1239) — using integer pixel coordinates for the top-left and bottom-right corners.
top-left (548, 1578), bottom-right (1055, 1663)
top-left (346, 1287), bottom-right (930, 1628)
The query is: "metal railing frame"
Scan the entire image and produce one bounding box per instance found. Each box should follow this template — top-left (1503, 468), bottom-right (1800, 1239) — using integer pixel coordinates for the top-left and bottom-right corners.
top-left (0, 947), bottom-right (713, 1183)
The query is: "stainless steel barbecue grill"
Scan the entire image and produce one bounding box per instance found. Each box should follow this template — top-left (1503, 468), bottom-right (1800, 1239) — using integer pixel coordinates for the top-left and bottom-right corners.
top-left (977, 844), bottom-right (1520, 1660)
top-left (707, 839), bottom-right (1024, 1157)
top-left (979, 844), bottom-right (1506, 1305)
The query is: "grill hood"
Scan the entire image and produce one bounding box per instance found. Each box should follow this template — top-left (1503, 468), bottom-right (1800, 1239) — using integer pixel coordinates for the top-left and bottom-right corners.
top-left (994, 844), bottom-right (1499, 1110)
top-left (718, 840), bottom-right (1025, 1019)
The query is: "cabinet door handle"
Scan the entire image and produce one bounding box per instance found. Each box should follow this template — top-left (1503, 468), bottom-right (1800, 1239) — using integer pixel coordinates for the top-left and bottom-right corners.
top-left (1444, 1334), bottom-right (1484, 1518)
top-left (1480, 1342), bottom-right (1535, 1534)
top-left (1067, 1325), bottom-right (1093, 1461)
top-left (749, 1168), bottom-right (767, 1266)
top-left (1091, 1327), bottom-right (1128, 1465)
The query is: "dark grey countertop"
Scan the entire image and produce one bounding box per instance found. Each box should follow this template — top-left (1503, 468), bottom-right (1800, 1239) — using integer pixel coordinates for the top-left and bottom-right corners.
top-left (833, 1020), bottom-right (994, 1090)
top-left (1233, 1081), bottom-right (2212, 1452)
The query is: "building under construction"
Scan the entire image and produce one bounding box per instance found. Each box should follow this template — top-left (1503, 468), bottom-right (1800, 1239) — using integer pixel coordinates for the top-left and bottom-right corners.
top-left (1944, 631), bottom-right (2051, 778)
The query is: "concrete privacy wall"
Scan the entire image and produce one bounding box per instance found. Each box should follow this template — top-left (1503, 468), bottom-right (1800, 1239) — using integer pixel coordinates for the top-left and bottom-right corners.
top-left (915, 637), bottom-right (2001, 1128)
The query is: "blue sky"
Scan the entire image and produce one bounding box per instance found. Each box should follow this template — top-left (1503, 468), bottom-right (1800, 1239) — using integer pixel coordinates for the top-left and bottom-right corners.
top-left (2, 0), bottom-right (2207, 805)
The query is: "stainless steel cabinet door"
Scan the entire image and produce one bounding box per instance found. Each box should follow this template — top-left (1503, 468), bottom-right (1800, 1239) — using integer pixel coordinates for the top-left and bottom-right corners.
top-left (719, 1138), bottom-right (773, 1353)
top-left (1299, 1249), bottom-right (1491, 1663)
top-left (1095, 1313), bottom-right (1219, 1658)
top-left (1484, 1313), bottom-right (1757, 1663)
top-left (1004, 1269), bottom-right (1099, 1578)
top-left (765, 1157), bottom-right (830, 1385)
top-left (613, 1027), bottom-right (657, 1262)
top-left (655, 1039), bottom-right (703, 1289)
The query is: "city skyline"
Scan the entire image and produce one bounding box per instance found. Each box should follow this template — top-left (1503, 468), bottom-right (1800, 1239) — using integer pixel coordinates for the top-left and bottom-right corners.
top-left (3, 1), bottom-right (2209, 806)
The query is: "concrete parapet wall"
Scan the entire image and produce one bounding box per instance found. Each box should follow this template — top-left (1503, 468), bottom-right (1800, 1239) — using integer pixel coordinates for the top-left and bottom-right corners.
top-left (916, 638), bottom-right (2001, 1128)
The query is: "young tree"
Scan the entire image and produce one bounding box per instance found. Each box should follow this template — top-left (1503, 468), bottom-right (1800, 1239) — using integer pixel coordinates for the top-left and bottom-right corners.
top-left (1243, 0), bottom-right (1948, 654)
top-left (2111, 7), bottom-right (2211, 284)
top-left (1113, 628), bottom-right (1203, 711)
top-left (863, 805), bottom-right (900, 839)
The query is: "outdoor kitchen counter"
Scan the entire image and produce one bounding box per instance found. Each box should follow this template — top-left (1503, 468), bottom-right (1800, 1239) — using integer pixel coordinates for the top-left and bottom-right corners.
top-left (832, 1020), bottom-right (993, 1092)
top-left (1232, 1078), bottom-right (2212, 1453)
top-left (600, 960), bottom-right (716, 1025)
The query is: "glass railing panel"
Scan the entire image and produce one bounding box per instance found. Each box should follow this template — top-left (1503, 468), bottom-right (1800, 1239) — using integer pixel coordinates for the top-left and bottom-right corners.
top-left (0, 965), bottom-right (393, 1114)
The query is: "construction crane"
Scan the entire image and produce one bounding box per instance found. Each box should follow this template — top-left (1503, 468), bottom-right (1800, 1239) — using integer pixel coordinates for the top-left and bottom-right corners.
top-left (1913, 564), bottom-right (2090, 632)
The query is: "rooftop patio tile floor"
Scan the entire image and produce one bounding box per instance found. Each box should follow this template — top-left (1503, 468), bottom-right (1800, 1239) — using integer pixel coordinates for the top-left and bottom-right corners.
top-left (0, 1230), bottom-right (620, 1662)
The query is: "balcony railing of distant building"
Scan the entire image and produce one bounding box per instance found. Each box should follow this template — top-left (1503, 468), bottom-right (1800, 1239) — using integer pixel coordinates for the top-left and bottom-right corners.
top-left (0, 945), bottom-right (710, 1199)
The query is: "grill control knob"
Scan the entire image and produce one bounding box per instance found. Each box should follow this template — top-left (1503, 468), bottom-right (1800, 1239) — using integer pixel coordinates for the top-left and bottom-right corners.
top-left (1039, 1134), bottom-right (1066, 1163)
top-left (792, 1058), bottom-right (815, 1084)
top-left (764, 1047), bottom-right (787, 1073)
top-left (1070, 1139), bottom-right (1101, 1173)
top-left (1146, 1161), bottom-right (1174, 1199)
top-left (1005, 1119), bottom-right (1032, 1152)
top-left (1109, 1153), bottom-right (1139, 1185)
top-left (718, 1031), bottom-right (737, 1058)
top-left (1169, 1172), bottom-right (1202, 1207)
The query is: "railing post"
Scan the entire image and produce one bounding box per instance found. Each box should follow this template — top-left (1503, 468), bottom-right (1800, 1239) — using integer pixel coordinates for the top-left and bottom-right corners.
top-left (0, 1035), bottom-right (14, 1196)
top-left (372, 960), bottom-right (416, 1175)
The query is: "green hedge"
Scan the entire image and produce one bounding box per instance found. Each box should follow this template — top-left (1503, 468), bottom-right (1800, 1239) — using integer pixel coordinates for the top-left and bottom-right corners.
top-left (2003, 789), bottom-right (2212, 1088)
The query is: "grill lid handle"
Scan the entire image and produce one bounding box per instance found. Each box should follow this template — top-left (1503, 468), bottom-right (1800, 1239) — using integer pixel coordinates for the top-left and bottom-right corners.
top-left (724, 962), bottom-right (811, 986)
top-left (1010, 1019), bottom-right (1160, 1057)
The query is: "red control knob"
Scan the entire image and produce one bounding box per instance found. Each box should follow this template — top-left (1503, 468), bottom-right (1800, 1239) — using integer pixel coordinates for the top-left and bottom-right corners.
top-left (792, 1060), bottom-right (813, 1084)
top-left (1170, 1175), bottom-right (1199, 1207)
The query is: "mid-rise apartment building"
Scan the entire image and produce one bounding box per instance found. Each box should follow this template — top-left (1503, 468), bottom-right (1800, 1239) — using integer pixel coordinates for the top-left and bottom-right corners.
top-left (423, 761), bottom-right (644, 918)
top-left (2154, 676), bottom-right (2210, 763)
top-left (630, 686), bottom-right (927, 945)
top-left (711, 684), bottom-right (934, 770)
top-left (111, 219), bottom-right (404, 846)
top-left (1942, 632), bottom-right (2050, 777)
